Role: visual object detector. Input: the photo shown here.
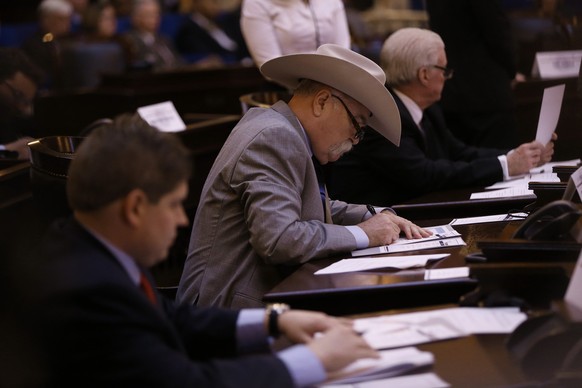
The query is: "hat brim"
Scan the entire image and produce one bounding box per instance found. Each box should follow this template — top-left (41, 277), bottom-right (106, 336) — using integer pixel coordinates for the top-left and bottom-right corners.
top-left (261, 54), bottom-right (401, 146)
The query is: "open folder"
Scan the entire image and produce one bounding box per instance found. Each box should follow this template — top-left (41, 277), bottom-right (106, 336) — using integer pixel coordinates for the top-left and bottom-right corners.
top-left (352, 225), bottom-right (464, 257)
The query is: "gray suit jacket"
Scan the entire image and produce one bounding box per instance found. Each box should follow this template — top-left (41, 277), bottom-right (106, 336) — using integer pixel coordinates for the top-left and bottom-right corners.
top-left (177, 101), bottom-right (368, 308)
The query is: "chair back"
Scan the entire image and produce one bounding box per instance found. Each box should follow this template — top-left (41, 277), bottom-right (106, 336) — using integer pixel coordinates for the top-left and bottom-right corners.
top-left (28, 136), bottom-right (85, 222)
top-left (239, 91), bottom-right (292, 113)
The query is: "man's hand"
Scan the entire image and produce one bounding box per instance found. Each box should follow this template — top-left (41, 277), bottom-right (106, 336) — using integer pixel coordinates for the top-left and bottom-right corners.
top-left (307, 325), bottom-right (379, 373)
top-left (507, 141), bottom-right (543, 176)
top-left (358, 212), bottom-right (431, 246)
top-left (276, 310), bottom-right (352, 344)
top-left (5, 137), bottom-right (34, 160)
top-left (538, 132), bottom-right (557, 166)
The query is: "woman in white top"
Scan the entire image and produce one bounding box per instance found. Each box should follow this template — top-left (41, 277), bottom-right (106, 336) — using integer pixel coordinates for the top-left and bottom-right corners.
top-left (241, 0), bottom-right (351, 68)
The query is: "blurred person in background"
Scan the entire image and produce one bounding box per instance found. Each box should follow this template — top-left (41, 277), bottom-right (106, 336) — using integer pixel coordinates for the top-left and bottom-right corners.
top-left (0, 48), bottom-right (44, 160)
top-left (240, 0), bottom-right (351, 69)
top-left (21, 0), bottom-right (73, 90)
top-left (120, 0), bottom-right (184, 70)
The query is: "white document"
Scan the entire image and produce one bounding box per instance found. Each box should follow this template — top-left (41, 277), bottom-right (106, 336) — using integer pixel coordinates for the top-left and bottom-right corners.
top-left (391, 224), bottom-right (461, 246)
top-left (324, 347), bottom-right (434, 385)
top-left (563, 165), bottom-right (582, 201)
top-left (424, 267), bottom-right (470, 280)
top-left (532, 50), bottom-right (582, 80)
top-left (470, 187), bottom-right (533, 199)
top-left (449, 213), bottom-right (528, 226)
top-left (314, 254), bottom-right (450, 275)
top-left (355, 307), bottom-right (527, 350)
top-left (137, 101), bottom-right (187, 132)
top-left (352, 237), bottom-right (465, 257)
top-left (565, 249), bottom-right (582, 317)
top-left (321, 372), bottom-right (450, 388)
top-left (486, 172), bottom-right (559, 190)
top-left (535, 83), bottom-right (565, 145)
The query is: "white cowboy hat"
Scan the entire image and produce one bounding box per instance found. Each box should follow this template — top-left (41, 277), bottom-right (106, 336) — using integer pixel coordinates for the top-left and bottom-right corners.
top-left (260, 44), bottom-right (401, 145)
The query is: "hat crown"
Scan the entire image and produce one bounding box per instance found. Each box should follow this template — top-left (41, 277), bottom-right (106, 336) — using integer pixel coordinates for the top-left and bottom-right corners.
top-left (316, 44), bottom-right (386, 86)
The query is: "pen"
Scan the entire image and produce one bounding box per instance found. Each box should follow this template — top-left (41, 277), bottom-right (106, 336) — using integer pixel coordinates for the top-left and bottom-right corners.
top-left (366, 204), bottom-right (377, 215)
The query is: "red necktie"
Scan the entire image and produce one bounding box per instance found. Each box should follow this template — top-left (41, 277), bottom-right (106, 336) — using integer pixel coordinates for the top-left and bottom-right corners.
top-left (139, 272), bottom-right (157, 306)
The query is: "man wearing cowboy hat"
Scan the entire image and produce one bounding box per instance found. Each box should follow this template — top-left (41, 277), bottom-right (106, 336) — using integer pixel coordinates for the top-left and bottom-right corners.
top-left (177, 44), bottom-right (430, 309)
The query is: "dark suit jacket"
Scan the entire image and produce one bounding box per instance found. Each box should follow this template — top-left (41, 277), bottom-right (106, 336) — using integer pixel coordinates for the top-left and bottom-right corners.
top-left (327, 92), bottom-right (507, 206)
top-left (175, 11), bottom-right (249, 63)
top-left (30, 217), bottom-right (293, 387)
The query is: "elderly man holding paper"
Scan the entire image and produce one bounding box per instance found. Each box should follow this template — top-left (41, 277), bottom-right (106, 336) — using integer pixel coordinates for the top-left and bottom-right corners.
top-left (327, 27), bottom-right (557, 207)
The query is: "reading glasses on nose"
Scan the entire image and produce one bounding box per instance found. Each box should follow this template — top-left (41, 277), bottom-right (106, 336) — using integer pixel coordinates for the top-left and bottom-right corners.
top-left (431, 65), bottom-right (454, 79)
top-left (330, 94), bottom-right (367, 141)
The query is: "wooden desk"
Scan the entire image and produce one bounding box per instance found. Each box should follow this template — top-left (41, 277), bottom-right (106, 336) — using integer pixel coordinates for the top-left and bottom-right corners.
top-left (264, 222), bottom-right (512, 315)
top-left (265, 220), bottom-right (575, 315)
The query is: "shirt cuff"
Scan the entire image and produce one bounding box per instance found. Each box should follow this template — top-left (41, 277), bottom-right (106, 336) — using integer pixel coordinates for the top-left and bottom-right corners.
top-left (277, 345), bottom-right (326, 387)
top-left (498, 154), bottom-right (510, 180)
top-left (236, 309), bottom-right (270, 354)
top-left (346, 225), bottom-right (369, 249)
top-left (0, 144), bottom-right (6, 151)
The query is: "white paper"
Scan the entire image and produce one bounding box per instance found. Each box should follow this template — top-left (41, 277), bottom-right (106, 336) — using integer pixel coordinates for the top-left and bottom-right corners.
top-left (314, 254), bottom-right (450, 275)
top-left (569, 166), bottom-right (582, 200)
top-left (137, 101), bottom-right (187, 132)
top-left (424, 267), bottom-right (470, 280)
top-left (391, 224), bottom-right (461, 246)
top-left (352, 237), bottom-right (465, 257)
top-left (355, 307), bottom-right (527, 350)
top-left (565, 249), bottom-right (582, 315)
top-left (470, 187), bottom-right (533, 199)
top-left (322, 372), bottom-right (450, 388)
top-left (535, 84), bottom-right (565, 145)
top-left (449, 213), bottom-right (528, 226)
top-left (324, 347), bottom-right (434, 385)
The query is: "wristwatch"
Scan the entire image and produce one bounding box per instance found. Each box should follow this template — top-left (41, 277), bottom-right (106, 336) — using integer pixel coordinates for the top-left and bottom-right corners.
top-left (266, 303), bottom-right (290, 338)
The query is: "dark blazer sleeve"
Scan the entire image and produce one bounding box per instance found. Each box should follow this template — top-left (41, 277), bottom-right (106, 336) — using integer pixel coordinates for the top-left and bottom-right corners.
top-left (328, 99), bottom-right (506, 206)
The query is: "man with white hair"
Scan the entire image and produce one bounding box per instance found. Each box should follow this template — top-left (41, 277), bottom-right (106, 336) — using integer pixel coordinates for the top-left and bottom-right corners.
top-left (177, 44), bottom-right (430, 309)
top-left (120, 0), bottom-right (183, 70)
top-left (327, 27), bottom-right (556, 207)
top-left (21, 0), bottom-right (73, 89)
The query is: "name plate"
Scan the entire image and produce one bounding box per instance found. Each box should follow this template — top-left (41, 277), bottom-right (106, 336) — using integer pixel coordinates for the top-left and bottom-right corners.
top-left (137, 101), bottom-right (187, 132)
top-left (532, 50), bottom-right (582, 79)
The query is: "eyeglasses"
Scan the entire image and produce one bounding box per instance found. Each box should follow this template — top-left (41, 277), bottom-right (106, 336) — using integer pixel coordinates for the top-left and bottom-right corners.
top-left (431, 65), bottom-right (454, 79)
top-left (330, 94), bottom-right (366, 141)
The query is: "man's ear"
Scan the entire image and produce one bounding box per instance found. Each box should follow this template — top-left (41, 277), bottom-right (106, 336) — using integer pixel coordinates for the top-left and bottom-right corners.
top-left (418, 66), bottom-right (430, 86)
top-left (312, 89), bottom-right (331, 118)
top-left (121, 189), bottom-right (148, 228)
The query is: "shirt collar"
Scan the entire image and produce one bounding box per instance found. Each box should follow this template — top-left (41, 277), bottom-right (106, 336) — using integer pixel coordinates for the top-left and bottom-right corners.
top-left (78, 220), bottom-right (141, 286)
top-left (393, 88), bottom-right (424, 127)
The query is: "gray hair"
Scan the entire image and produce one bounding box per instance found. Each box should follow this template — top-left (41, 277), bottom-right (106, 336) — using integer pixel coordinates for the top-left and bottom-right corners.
top-left (380, 27), bottom-right (444, 88)
top-left (38, 0), bottom-right (73, 16)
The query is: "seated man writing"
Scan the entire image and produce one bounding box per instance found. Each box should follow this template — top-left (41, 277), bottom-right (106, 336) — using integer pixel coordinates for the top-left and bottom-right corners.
top-left (177, 44), bottom-right (431, 309)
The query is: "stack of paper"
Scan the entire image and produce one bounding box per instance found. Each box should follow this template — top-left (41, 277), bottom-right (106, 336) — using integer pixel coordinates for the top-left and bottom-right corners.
top-left (470, 159), bottom-right (580, 200)
top-left (323, 347), bottom-right (434, 385)
top-left (322, 372), bottom-right (450, 388)
top-left (355, 307), bottom-right (527, 350)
